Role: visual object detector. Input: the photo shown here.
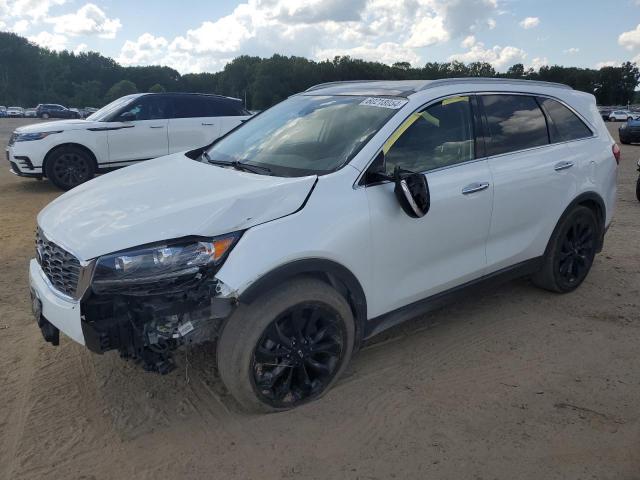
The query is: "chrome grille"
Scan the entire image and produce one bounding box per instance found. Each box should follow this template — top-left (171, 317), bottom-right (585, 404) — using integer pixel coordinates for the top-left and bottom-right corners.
top-left (35, 228), bottom-right (81, 298)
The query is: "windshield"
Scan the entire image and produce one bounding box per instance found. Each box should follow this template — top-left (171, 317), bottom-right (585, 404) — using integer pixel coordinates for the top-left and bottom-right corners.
top-left (206, 95), bottom-right (400, 176)
top-left (87, 94), bottom-right (140, 121)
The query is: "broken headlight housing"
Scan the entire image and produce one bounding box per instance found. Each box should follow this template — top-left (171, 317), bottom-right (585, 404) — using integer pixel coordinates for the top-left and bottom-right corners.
top-left (91, 233), bottom-right (240, 295)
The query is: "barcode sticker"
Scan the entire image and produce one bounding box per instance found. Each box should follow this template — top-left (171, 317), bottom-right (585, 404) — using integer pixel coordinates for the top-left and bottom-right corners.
top-left (178, 321), bottom-right (195, 337)
top-left (360, 97), bottom-right (408, 109)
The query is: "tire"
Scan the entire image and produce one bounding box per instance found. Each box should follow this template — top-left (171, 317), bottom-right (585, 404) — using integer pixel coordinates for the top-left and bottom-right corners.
top-left (532, 206), bottom-right (599, 293)
top-left (620, 138), bottom-right (630, 145)
top-left (217, 277), bottom-right (355, 413)
top-left (636, 177), bottom-right (640, 203)
top-left (45, 146), bottom-right (95, 190)
top-left (41, 113), bottom-right (49, 119)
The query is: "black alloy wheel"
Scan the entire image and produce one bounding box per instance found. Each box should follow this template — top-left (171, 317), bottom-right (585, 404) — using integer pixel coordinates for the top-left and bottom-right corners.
top-left (46, 147), bottom-right (95, 190)
top-left (251, 303), bottom-right (345, 408)
top-left (553, 211), bottom-right (597, 290)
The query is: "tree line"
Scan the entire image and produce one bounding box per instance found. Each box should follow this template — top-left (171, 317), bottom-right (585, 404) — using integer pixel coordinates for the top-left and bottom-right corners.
top-left (0, 31), bottom-right (638, 110)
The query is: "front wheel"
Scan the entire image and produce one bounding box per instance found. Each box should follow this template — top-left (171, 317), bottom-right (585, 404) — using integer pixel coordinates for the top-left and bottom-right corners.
top-left (41, 113), bottom-right (49, 119)
top-left (217, 278), bottom-right (355, 412)
top-left (45, 146), bottom-right (95, 190)
top-left (533, 206), bottom-right (599, 293)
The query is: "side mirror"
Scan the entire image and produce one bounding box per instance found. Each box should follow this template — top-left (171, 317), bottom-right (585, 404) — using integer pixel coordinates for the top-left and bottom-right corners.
top-left (119, 111), bottom-right (136, 122)
top-left (393, 166), bottom-right (430, 218)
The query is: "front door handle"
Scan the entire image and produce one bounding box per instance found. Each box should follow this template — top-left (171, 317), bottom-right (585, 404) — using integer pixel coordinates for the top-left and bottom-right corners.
top-left (554, 161), bottom-right (574, 171)
top-left (201, 122), bottom-right (215, 126)
top-left (462, 182), bottom-right (490, 195)
top-left (149, 125), bottom-right (164, 129)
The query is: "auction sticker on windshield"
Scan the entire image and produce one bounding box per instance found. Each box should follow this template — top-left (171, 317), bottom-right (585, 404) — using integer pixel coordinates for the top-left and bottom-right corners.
top-left (360, 97), bottom-right (408, 109)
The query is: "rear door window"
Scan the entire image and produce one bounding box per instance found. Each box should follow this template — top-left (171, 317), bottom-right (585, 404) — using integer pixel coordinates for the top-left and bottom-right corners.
top-left (481, 95), bottom-right (548, 156)
top-left (172, 95), bottom-right (210, 118)
top-left (204, 97), bottom-right (250, 117)
top-left (537, 97), bottom-right (592, 142)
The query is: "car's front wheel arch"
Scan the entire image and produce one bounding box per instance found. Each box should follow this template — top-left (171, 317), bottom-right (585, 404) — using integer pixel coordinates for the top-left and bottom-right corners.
top-left (43, 143), bottom-right (98, 178)
top-left (238, 259), bottom-right (368, 349)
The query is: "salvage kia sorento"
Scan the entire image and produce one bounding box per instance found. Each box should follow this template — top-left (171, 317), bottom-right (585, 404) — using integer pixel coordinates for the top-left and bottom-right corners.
top-left (30, 78), bottom-right (618, 412)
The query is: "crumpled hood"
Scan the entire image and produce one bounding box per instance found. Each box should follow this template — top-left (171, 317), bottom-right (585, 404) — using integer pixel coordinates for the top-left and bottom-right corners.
top-left (16, 119), bottom-right (97, 133)
top-left (38, 153), bottom-right (317, 260)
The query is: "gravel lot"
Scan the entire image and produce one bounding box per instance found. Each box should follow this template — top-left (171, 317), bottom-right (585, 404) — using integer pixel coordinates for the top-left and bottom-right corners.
top-left (0, 117), bottom-right (638, 480)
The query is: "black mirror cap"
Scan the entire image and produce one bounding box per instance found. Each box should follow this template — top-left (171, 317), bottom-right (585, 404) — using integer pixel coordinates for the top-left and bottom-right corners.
top-left (393, 167), bottom-right (430, 218)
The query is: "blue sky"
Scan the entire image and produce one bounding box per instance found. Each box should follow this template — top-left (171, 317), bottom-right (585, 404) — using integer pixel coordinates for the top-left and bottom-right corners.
top-left (1, 0), bottom-right (640, 74)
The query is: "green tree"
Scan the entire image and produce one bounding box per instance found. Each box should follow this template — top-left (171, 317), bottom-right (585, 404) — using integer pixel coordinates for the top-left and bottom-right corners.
top-left (105, 79), bottom-right (138, 102)
top-left (148, 83), bottom-right (166, 93)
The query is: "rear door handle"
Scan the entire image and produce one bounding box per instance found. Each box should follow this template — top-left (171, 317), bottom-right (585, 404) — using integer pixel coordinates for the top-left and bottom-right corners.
top-left (149, 125), bottom-right (164, 129)
top-left (201, 122), bottom-right (215, 126)
top-left (554, 161), bottom-right (574, 171)
top-left (462, 182), bottom-right (490, 195)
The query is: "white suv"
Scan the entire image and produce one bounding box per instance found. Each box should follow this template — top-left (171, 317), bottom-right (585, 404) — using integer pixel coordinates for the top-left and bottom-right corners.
top-left (29, 78), bottom-right (618, 412)
top-left (7, 92), bottom-right (251, 190)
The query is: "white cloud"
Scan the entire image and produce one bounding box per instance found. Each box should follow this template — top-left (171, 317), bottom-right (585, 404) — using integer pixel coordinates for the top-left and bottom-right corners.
top-left (111, 0), bottom-right (501, 73)
top-left (528, 56), bottom-right (548, 70)
top-left (11, 19), bottom-right (29, 33)
top-left (73, 42), bottom-right (88, 54)
top-left (46, 3), bottom-right (121, 39)
top-left (315, 42), bottom-right (421, 66)
top-left (595, 60), bottom-right (620, 69)
top-left (487, 18), bottom-right (496, 29)
top-left (449, 41), bottom-right (527, 69)
top-left (619, 24), bottom-right (640, 50)
top-left (564, 47), bottom-right (579, 54)
top-left (461, 35), bottom-right (476, 48)
top-left (519, 16), bottom-right (540, 29)
top-left (117, 33), bottom-right (168, 65)
top-left (28, 30), bottom-right (67, 50)
top-left (9, 0), bottom-right (65, 20)
top-left (404, 15), bottom-right (449, 48)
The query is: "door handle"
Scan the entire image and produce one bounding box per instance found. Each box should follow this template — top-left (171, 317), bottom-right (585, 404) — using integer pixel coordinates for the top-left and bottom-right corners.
top-left (554, 161), bottom-right (574, 171)
top-left (201, 122), bottom-right (215, 126)
top-left (149, 125), bottom-right (164, 129)
top-left (462, 182), bottom-right (490, 195)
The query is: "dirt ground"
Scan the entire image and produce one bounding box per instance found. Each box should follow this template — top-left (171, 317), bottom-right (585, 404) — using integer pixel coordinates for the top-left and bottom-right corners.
top-left (0, 117), bottom-right (638, 480)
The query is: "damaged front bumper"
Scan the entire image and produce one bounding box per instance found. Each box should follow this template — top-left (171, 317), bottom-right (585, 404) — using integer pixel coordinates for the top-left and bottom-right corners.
top-left (30, 257), bottom-right (238, 374)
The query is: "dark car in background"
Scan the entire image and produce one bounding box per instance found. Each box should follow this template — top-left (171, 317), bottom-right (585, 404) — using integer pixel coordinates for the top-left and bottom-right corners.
top-left (618, 117), bottom-right (640, 144)
top-left (35, 104), bottom-right (81, 119)
top-left (0, 106), bottom-right (6, 117)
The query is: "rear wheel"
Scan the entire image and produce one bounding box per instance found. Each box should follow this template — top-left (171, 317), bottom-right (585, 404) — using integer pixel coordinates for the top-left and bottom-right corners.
top-left (217, 278), bottom-right (355, 412)
top-left (45, 146), bottom-right (95, 190)
top-left (41, 112), bottom-right (49, 119)
top-left (533, 206), bottom-right (599, 293)
top-left (636, 176), bottom-right (640, 202)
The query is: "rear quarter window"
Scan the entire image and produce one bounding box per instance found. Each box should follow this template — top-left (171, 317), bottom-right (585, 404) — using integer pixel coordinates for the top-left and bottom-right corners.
top-left (538, 97), bottom-right (592, 142)
top-left (208, 98), bottom-right (250, 116)
top-left (481, 95), bottom-right (548, 156)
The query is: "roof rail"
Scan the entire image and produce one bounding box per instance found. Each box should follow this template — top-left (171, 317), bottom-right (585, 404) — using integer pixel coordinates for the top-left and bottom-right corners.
top-left (304, 80), bottom-right (384, 92)
top-left (418, 77), bottom-right (572, 91)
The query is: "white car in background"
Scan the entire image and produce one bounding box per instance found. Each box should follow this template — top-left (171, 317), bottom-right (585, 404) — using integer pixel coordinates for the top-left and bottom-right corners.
top-left (7, 106), bottom-right (24, 117)
top-left (6, 93), bottom-right (251, 189)
top-left (608, 110), bottom-right (633, 121)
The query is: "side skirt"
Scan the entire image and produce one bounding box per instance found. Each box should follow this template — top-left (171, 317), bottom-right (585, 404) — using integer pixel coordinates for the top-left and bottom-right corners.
top-left (363, 257), bottom-right (543, 340)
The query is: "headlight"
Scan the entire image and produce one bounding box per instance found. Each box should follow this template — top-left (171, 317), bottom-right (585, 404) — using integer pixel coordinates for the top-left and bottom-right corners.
top-left (14, 131), bottom-right (61, 142)
top-left (91, 233), bottom-right (240, 294)
top-left (620, 123), bottom-right (627, 129)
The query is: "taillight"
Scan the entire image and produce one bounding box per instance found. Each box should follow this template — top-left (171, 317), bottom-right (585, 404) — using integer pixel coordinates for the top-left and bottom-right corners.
top-left (612, 143), bottom-right (621, 165)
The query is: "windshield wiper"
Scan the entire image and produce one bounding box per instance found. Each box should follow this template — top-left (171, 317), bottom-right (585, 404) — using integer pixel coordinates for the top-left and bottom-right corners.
top-left (203, 151), bottom-right (272, 175)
